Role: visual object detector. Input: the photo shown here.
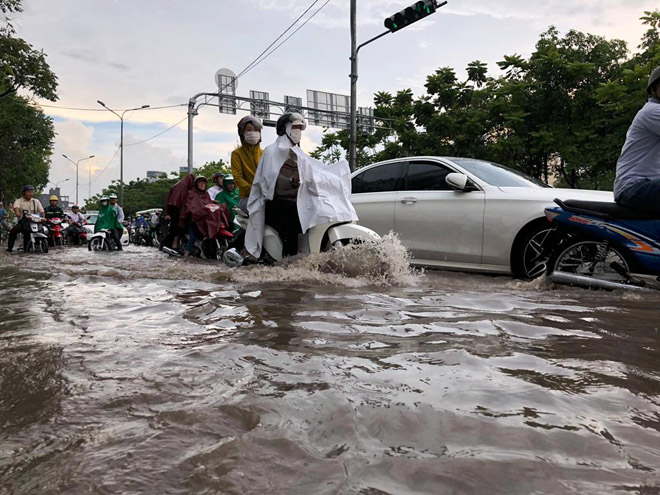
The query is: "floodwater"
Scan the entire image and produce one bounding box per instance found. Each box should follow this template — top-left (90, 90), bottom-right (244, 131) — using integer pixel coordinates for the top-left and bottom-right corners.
top-left (1, 236), bottom-right (659, 495)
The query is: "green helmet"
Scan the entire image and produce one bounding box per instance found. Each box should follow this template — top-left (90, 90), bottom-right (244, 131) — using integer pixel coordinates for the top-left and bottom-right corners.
top-left (647, 66), bottom-right (660, 95)
top-left (223, 174), bottom-right (234, 184)
top-left (108, 193), bottom-right (118, 199)
top-left (100, 196), bottom-right (109, 202)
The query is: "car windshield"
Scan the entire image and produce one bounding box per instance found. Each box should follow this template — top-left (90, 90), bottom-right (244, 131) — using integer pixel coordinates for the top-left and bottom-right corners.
top-left (449, 158), bottom-right (549, 188)
top-left (86, 214), bottom-right (98, 225)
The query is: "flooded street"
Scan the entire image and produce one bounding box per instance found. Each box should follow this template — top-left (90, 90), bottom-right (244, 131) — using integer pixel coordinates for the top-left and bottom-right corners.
top-left (1, 241), bottom-right (659, 495)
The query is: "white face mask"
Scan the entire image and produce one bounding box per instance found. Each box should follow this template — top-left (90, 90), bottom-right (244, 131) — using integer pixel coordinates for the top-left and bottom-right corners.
top-left (244, 131), bottom-right (260, 145)
top-left (288, 129), bottom-right (302, 144)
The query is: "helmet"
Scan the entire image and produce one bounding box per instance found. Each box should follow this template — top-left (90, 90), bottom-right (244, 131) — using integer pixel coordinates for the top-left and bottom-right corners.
top-left (72, 204), bottom-right (79, 209)
top-left (211, 172), bottom-right (224, 184)
top-left (22, 185), bottom-right (35, 193)
top-left (223, 174), bottom-right (234, 184)
top-left (194, 176), bottom-right (208, 187)
top-left (49, 195), bottom-right (58, 201)
top-left (100, 196), bottom-right (109, 202)
top-left (108, 193), bottom-right (118, 199)
top-left (237, 115), bottom-right (263, 136)
top-left (276, 112), bottom-right (307, 136)
top-left (647, 66), bottom-right (660, 95)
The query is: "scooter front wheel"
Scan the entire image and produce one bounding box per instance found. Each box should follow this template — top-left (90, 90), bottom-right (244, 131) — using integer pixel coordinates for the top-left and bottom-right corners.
top-left (88, 237), bottom-right (105, 251)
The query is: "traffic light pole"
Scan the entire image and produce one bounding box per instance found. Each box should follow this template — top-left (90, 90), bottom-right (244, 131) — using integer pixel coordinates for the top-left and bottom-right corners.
top-left (349, 27), bottom-right (390, 173)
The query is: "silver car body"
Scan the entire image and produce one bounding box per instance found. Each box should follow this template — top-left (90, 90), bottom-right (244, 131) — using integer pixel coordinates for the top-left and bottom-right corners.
top-left (350, 156), bottom-right (613, 274)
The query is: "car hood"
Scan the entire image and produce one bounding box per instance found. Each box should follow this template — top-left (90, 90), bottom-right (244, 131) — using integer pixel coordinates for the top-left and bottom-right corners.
top-left (496, 187), bottom-right (613, 202)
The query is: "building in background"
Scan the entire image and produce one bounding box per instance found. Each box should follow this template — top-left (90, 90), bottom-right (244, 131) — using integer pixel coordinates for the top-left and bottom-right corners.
top-left (39, 188), bottom-right (70, 210)
top-left (146, 170), bottom-right (167, 183)
top-left (179, 166), bottom-right (197, 175)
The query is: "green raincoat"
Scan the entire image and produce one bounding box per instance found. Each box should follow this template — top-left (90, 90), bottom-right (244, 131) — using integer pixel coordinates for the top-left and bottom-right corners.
top-left (215, 187), bottom-right (240, 225)
top-left (95, 204), bottom-right (122, 232)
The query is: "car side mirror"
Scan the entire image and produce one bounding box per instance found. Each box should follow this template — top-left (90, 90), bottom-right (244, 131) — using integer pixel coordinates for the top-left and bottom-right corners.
top-left (446, 173), bottom-right (479, 192)
top-left (446, 173), bottom-right (468, 191)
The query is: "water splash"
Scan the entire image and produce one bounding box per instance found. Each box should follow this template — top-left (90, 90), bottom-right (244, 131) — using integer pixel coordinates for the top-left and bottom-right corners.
top-left (229, 233), bottom-right (419, 287)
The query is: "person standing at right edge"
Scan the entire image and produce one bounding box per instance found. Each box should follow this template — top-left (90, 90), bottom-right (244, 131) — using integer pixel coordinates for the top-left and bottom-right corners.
top-left (614, 66), bottom-right (660, 216)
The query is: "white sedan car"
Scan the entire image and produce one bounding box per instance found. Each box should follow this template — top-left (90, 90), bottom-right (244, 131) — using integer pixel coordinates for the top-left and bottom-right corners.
top-left (350, 156), bottom-right (613, 278)
top-left (83, 212), bottom-right (130, 245)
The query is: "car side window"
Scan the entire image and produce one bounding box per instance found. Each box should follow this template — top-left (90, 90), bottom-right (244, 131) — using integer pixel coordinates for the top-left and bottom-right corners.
top-left (406, 161), bottom-right (454, 191)
top-left (354, 162), bottom-right (403, 194)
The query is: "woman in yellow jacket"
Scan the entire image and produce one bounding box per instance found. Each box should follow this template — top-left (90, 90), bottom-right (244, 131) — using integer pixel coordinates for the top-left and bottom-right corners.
top-left (231, 116), bottom-right (264, 213)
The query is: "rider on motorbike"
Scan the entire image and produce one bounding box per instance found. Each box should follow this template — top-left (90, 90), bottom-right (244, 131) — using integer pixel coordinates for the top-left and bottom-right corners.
top-left (614, 66), bottom-right (660, 216)
top-left (6, 185), bottom-right (45, 253)
top-left (207, 172), bottom-right (224, 203)
top-left (0, 201), bottom-right (9, 234)
top-left (65, 204), bottom-right (86, 243)
top-left (215, 174), bottom-right (240, 225)
top-left (44, 195), bottom-right (64, 220)
top-left (95, 196), bottom-right (123, 250)
top-left (245, 113), bottom-right (306, 259)
top-left (232, 115), bottom-right (264, 213)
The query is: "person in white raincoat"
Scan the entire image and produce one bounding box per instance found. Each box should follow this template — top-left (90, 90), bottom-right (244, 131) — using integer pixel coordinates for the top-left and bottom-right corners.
top-left (244, 113), bottom-right (358, 259)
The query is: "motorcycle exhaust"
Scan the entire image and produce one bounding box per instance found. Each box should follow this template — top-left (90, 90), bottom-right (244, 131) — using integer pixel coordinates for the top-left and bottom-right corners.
top-left (550, 272), bottom-right (648, 291)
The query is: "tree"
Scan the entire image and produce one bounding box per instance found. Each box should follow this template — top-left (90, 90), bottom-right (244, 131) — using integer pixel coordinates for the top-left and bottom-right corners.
top-left (0, 0), bottom-right (58, 202)
top-left (0, 93), bottom-right (54, 201)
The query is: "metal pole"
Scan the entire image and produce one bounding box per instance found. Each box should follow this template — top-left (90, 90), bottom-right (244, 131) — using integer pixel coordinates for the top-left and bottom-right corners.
top-left (120, 117), bottom-right (124, 206)
top-left (349, 0), bottom-right (357, 172)
top-left (75, 161), bottom-right (79, 204)
top-left (187, 98), bottom-right (195, 174)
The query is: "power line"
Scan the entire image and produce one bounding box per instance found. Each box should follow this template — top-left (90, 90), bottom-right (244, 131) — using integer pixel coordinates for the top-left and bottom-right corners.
top-left (235, 0), bottom-right (320, 80)
top-left (240, 0), bottom-right (331, 78)
top-left (124, 116), bottom-right (188, 147)
top-left (36, 103), bottom-right (187, 112)
top-left (90, 146), bottom-right (120, 184)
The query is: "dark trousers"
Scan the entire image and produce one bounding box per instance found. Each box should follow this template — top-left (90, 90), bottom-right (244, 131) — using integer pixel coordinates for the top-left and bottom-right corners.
top-left (265, 198), bottom-right (301, 257)
top-left (112, 228), bottom-right (123, 250)
top-left (7, 222), bottom-right (27, 251)
top-left (616, 178), bottom-right (660, 216)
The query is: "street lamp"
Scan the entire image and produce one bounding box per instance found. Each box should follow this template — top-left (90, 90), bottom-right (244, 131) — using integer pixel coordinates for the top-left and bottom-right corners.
top-left (96, 100), bottom-right (150, 206)
top-left (52, 178), bottom-right (70, 188)
top-left (62, 154), bottom-right (95, 205)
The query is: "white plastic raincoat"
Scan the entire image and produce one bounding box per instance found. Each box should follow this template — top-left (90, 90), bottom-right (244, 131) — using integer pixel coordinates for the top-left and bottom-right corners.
top-left (244, 135), bottom-right (358, 258)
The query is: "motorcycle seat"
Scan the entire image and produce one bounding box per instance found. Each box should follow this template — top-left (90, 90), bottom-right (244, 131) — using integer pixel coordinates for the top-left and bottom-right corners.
top-left (555, 199), bottom-right (660, 221)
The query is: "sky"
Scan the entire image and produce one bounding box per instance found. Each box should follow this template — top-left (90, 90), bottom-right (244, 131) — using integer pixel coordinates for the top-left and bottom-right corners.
top-left (10, 0), bottom-right (660, 203)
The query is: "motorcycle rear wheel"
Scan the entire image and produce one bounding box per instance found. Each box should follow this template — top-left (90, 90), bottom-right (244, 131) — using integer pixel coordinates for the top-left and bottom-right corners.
top-left (549, 238), bottom-right (632, 284)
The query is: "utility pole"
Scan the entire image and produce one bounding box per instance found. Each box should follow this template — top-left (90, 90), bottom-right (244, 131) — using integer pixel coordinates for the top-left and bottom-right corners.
top-left (349, 0), bottom-right (358, 173)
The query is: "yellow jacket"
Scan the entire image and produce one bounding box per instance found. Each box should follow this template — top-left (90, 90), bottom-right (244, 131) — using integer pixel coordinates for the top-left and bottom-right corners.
top-left (231, 143), bottom-right (263, 199)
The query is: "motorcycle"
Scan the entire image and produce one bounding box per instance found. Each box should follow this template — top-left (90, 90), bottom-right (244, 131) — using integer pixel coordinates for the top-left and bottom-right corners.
top-left (133, 225), bottom-right (152, 246)
top-left (544, 198), bottom-right (660, 291)
top-left (67, 222), bottom-right (88, 246)
top-left (232, 208), bottom-right (381, 265)
top-left (46, 217), bottom-right (67, 247)
top-left (87, 229), bottom-right (119, 251)
top-left (20, 212), bottom-right (49, 253)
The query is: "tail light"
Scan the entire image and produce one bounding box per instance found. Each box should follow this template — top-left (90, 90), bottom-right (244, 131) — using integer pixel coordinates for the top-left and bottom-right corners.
top-left (545, 210), bottom-right (560, 222)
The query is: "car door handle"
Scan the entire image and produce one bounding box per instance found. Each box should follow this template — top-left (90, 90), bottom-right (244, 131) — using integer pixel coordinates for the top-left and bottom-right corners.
top-left (400, 197), bottom-right (417, 204)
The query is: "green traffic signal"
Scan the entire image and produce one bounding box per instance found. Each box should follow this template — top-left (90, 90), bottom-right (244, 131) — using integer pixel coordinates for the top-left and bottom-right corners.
top-left (384, 0), bottom-right (439, 32)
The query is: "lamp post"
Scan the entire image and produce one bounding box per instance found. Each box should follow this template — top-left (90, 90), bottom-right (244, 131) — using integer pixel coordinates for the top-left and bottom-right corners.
top-left (62, 154), bottom-right (95, 205)
top-left (96, 100), bottom-right (150, 206)
top-left (52, 178), bottom-right (70, 188)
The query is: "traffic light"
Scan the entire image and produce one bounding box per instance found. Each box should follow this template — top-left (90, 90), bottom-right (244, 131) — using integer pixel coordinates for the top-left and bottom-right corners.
top-left (384, 0), bottom-right (441, 33)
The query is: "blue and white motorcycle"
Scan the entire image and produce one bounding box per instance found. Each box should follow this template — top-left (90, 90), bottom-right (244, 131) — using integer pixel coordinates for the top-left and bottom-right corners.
top-left (544, 198), bottom-right (660, 290)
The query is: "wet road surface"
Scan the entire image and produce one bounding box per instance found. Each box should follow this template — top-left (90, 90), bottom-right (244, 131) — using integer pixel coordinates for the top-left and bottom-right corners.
top-left (1, 239), bottom-right (659, 494)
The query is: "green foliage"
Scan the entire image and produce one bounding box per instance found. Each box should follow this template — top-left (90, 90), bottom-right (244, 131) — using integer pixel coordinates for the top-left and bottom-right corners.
top-left (0, 0), bottom-right (57, 203)
top-left (85, 160), bottom-right (229, 216)
top-left (0, 0), bottom-right (57, 100)
top-left (313, 10), bottom-right (660, 190)
top-left (0, 93), bottom-right (54, 202)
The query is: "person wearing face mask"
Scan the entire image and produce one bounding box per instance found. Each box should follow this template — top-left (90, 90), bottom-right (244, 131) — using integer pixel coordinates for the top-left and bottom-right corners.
top-left (244, 113), bottom-right (307, 259)
top-left (231, 115), bottom-right (264, 213)
top-left (207, 172), bottom-right (225, 203)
